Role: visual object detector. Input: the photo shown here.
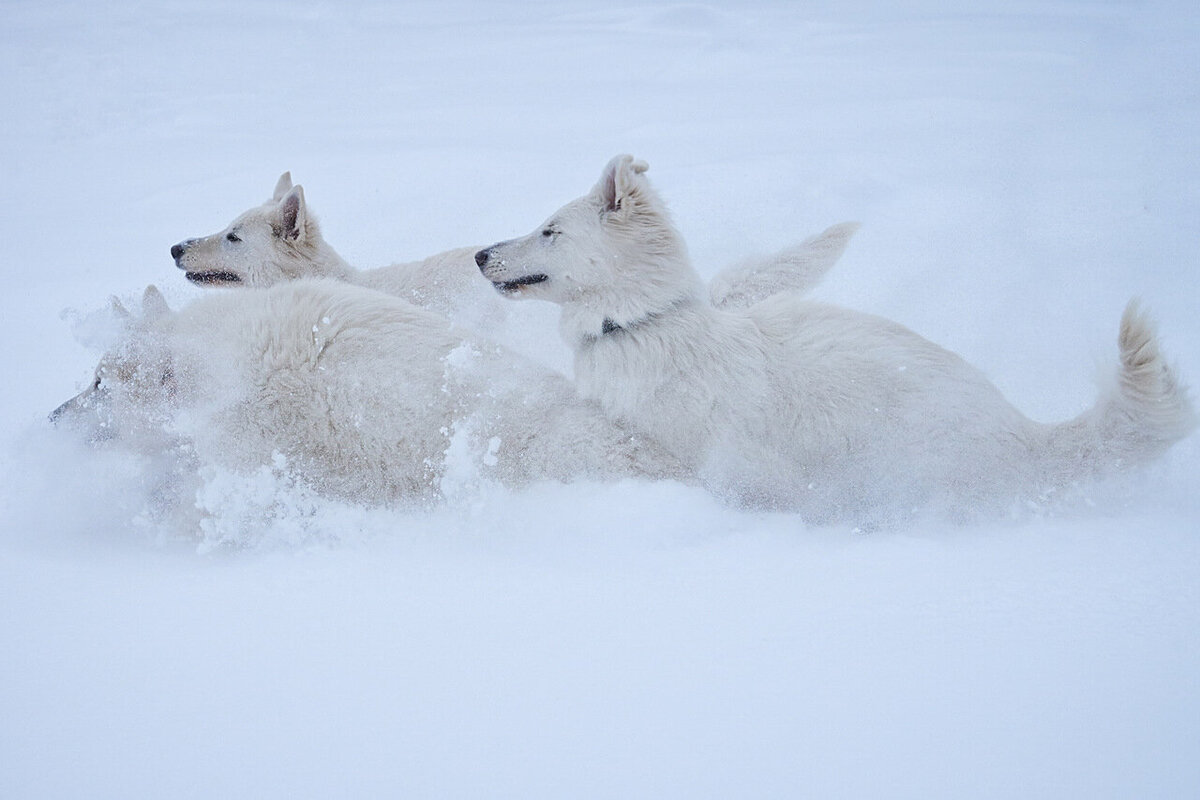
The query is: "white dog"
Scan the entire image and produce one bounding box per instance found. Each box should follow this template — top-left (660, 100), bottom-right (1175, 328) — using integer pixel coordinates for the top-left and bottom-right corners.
top-left (170, 173), bottom-right (487, 312)
top-left (52, 281), bottom-right (686, 509)
top-left (476, 155), bottom-right (1195, 523)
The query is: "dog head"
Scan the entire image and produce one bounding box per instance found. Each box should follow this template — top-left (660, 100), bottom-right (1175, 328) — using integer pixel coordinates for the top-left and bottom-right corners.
top-left (474, 155), bottom-right (701, 330)
top-left (51, 286), bottom-right (182, 446)
top-left (171, 173), bottom-right (348, 287)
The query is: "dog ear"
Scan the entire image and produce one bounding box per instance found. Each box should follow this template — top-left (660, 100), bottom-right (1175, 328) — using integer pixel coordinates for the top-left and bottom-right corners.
top-left (142, 285), bottom-right (171, 320)
top-left (109, 295), bottom-right (132, 320)
top-left (277, 185), bottom-right (309, 242)
top-left (272, 171), bottom-right (293, 202)
top-left (594, 155), bottom-right (650, 214)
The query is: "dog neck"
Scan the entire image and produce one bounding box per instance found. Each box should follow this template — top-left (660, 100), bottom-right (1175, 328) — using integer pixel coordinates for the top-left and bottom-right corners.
top-left (577, 294), bottom-right (697, 347)
top-left (296, 239), bottom-right (355, 282)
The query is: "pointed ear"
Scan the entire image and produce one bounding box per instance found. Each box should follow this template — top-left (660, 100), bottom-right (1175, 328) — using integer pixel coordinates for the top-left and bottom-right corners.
top-left (277, 185), bottom-right (308, 241)
top-left (109, 295), bottom-right (132, 320)
top-left (594, 154), bottom-right (650, 214)
top-left (272, 171), bottom-right (293, 202)
top-left (142, 285), bottom-right (171, 320)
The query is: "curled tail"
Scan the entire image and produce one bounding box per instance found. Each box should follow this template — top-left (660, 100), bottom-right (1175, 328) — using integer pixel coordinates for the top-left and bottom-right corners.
top-left (1115, 300), bottom-right (1194, 441)
top-left (1044, 300), bottom-right (1194, 484)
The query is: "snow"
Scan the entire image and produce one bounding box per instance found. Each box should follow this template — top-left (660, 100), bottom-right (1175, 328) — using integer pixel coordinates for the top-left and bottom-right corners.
top-left (2, 1), bottom-right (1199, 797)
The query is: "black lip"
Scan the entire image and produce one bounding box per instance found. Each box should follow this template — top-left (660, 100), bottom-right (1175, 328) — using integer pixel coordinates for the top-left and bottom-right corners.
top-left (493, 274), bottom-right (548, 293)
top-left (186, 270), bottom-right (243, 286)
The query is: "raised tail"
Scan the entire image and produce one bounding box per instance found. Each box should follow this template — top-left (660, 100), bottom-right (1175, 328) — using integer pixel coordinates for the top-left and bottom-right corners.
top-left (1043, 300), bottom-right (1194, 485)
top-left (709, 222), bottom-right (860, 310)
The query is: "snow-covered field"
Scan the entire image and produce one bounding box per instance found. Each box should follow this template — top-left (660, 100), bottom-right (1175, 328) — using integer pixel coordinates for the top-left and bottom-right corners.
top-left (2, 1), bottom-right (1198, 796)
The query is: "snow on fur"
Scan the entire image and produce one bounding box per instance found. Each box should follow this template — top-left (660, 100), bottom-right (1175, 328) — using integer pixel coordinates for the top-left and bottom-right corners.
top-left (52, 280), bottom-right (686, 522)
top-left (477, 155), bottom-right (1195, 524)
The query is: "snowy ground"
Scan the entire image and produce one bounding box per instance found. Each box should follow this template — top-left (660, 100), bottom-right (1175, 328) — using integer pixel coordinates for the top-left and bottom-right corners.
top-left (2, 1), bottom-right (1199, 797)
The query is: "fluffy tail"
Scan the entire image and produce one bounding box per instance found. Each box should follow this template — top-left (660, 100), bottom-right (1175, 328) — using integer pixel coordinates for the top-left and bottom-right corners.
top-left (1043, 300), bottom-right (1194, 484)
top-left (709, 222), bottom-right (860, 310)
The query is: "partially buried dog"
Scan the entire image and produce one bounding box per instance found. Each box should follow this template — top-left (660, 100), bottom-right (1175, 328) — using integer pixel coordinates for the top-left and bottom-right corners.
top-left (171, 173), bottom-right (487, 314)
top-left (52, 281), bottom-right (686, 508)
top-left (476, 155), bottom-right (1195, 523)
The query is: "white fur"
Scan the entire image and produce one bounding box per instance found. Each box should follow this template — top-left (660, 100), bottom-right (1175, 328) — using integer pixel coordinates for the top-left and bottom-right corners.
top-left (53, 281), bottom-right (685, 507)
top-left (477, 155), bottom-right (1196, 523)
top-left (171, 172), bottom-right (491, 317)
top-left (172, 172), bottom-right (856, 318)
top-left (170, 172), bottom-right (579, 370)
top-left (708, 222), bottom-right (859, 309)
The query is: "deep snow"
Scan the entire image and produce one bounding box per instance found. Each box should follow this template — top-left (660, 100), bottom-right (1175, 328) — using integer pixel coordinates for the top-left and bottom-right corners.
top-left (2, 1), bottom-right (1198, 797)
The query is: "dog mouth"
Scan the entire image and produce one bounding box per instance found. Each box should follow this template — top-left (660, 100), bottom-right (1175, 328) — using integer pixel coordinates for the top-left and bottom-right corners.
top-left (50, 386), bottom-right (116, 443)
top-left (491, 274), bottom-right (548, 294)
top-left (186, 270), bottom-right (243, 286)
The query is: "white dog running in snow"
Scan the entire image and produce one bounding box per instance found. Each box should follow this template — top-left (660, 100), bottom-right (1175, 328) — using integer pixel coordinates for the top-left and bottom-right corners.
top-left (476, 155), bottom-right (1195, 523)
top-left (52, 281), bottom-right (686, 509)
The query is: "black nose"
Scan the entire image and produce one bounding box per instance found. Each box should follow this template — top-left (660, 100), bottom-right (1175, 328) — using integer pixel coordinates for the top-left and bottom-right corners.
top-left (474, 248), bottom-right (490, 270)
top-left (48, 397), bottom-right (72, 424)
top-left (171, 242), bottom-right (187, 262)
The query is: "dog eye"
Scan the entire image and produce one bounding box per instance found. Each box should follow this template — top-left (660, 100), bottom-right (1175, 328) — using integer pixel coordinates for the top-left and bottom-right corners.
top-left (541, 228), bottom-right (556, 238)
top-left (226, 232), bottom-right (241, 243)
